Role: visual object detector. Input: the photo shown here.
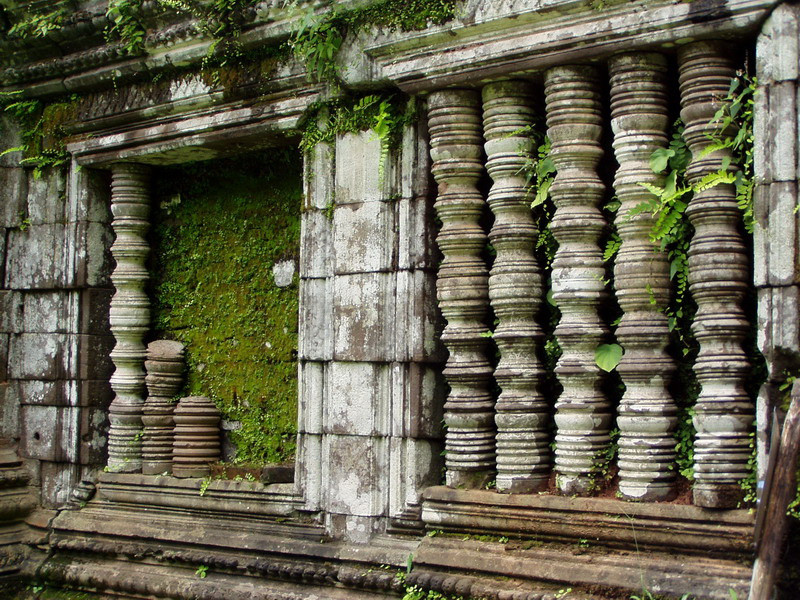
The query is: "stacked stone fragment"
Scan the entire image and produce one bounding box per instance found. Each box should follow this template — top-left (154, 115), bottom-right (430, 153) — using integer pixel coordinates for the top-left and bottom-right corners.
top-left (173, 396), bottom-right (221, 478)
top-left (142, 340), bottom-right (186, 475)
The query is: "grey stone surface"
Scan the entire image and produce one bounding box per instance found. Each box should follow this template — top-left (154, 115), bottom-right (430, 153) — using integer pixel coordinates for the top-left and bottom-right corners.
top-left (322, 434), bottom-right (387, 517)
top-left (397, 197), bottom-right (437, 271)
top-left (0, 116), bottom-right (23, 168)
top-left (770, 81), bottom-right (798, 183)
top-left (388, 436), bottom-right (441, 519)
top-left (394, 269), bottom-right (442, 363)
top-left (8, 333), bottom-right (114, 381)
top-left (0, 291), bottom-right (23, 334)
top-left (80, 288), bottom-right (113, 335)
top-left (68, 161), bottom-right (112, 224)
top-left (27, 169), bottom-right (67, 225)
top-left (390, 362), bottom-right (444, 440)
top-left (11, 379), bottom-right (112, 408)
top-left (758, 285), bottom-right (800, 369)
top-left (272, 260), bottom-right (296, 287)
top-left (0, 333), bottom-right (7, 382)
top-left (303, 142), bottom-right (335, 211)
top-left (397, 120), bottom-right (432, 200)
top-left (335, 132), bottom-right (387, 204)
top-left (298, 278), bottom-right (332, 361)
top-left (21, 405), bottom-right (68, 462)
top-left (324, 361), bottom-right (390, 436)
top-left (300, 210), bottom-right (332, 279)
top-left (753, 181), bottom-right (799, 287)
top-left (40, 461), bottom-right (84, 509)
top-left (333, 272), bottom-right (396, 362)
top-left (0, 167), bottom-right (27, 228)
top-left (298, 360), bottom-right (324, 435)
top-left (295, 431), bottom-right (322, 511)
top-left (22, 291), bottom-right (80, 334)
top-left (5, 222), bottom-right (113, 289)
top-left (0, 382), bottom-right (18, 439)
top-left (756, 3), bottom-right (800, 84)
top-left (333, 200), bottom-right (397, 275)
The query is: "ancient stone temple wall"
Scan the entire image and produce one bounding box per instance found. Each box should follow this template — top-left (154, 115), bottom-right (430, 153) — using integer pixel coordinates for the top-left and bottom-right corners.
top-left (0, 0), bottom-right (798, 598)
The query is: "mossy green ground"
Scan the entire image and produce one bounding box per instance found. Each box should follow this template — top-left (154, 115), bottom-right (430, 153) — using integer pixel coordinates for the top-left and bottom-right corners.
top-left (150, 149), bottom-right (301, 464)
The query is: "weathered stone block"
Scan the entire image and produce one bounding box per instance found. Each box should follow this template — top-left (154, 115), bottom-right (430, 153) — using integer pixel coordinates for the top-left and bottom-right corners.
top-left (754, 86), bottom-right (770, 184)
top-left (324, 362), bottom-right (390, 436)
top-left (753, 181), bottom-right (799, 287)
top-left (388, 436), bottom-right (442, 518)
top-left (298, 278), bottom-right (332, 361)
top-left (80, 288), bottom-right (112, 335)
top-left (295, 432), bottom-right (322, 511)
top-left (770, 81), bottom-right (798, 183)
top-left (398, 197), bottom-right (437, 271)
top-left (0, 333), bottom-right (7, 382)
top-left (333, 200), bottom-right (397, 275)
top-left (0, 167), bottom-right (27, 228)
top-left (5, 222), bottom-right (113, 289)
top-left (333, 272), bottom-right (396, 362)
top-left (390, 362), bottom-right (445, 439)
top-left (40, 461), bottom-right (83, 509)
top-left (20, 405), bottom-right (67, 462)
top-left (303, 142), bottom-right (335, 211)
top-left (0, 383), bottom-right (19, 439)
top-left (8, 333), bottom-right (113, 381)
top-left (0, 117), bottom-right (23, 168)
top-left (79, 406), bottom-right (108, 465)
top-left (0, 291), bottom-right (24, 334)
top-left (335, 132), bottom-right (387, 204)
top-left (68, 162), bottom-right (112, 224)
top-left (300, 210), bottom-right (332, 278)
top-left (394, 270), bottom-right (444, 363)
top-left (322, 434), bottom-right (387, 517)
top-left (758, 285), bottom-right (800, 369)
top-left (26, 169), bottom-right (67, 226)
top-left (757, 3), bottom-right (800, 84)
top-left (398, 120), bottom-right (432, 200)
top-left (298, 361), bottom-right (325, 435)
top-left (22, 291), bottom-right (79, 334)
top-left (12, 379), bottom-right (112, 408)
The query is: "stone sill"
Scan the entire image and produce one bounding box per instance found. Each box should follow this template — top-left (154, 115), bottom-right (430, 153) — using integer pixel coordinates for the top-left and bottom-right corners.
top-left (421, 486), bottom-right (755, 556)
top-left (96, 472), bottom-right (302, 518)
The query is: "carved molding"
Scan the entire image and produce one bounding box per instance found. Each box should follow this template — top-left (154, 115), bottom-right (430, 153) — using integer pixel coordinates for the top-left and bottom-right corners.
top-left (108, 164), bottom-right (152, 473)
top-left (608, 52), bottom-right (677, 501)
top-left (678, 41), bottom-right (753, 509)
top-left (544, 65), bottom-right (610, 495)
top-left (428, 89), bottom-right (495, 489)
top-left (482, 80), bottom-right (550, 493)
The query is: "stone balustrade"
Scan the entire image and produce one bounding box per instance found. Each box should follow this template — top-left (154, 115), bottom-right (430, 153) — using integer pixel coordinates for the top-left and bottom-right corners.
top-left (428, 47), bottom-right (756, 506)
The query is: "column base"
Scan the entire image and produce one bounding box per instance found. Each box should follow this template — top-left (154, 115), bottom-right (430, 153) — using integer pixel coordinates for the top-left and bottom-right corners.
top-left (693, 483), bottom-right (745, 508)
top-left (446, 469), bottom-right (495, 490)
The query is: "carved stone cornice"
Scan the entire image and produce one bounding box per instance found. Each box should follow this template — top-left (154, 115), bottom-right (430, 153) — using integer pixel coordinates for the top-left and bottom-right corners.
top-left (608, 52), bottom-right (677, 502)
top-left (678, 41), bottom-right (753, 509)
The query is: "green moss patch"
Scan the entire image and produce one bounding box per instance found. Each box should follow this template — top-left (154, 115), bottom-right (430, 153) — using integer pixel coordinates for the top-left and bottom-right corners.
top-left (150, 149), bottom-right (301, 464)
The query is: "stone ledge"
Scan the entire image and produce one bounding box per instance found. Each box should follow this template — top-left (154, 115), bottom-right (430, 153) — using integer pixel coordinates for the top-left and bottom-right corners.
top-left (96, 472), bottom-right (303, 519)
top-left (421, 486), bottom-right (754, 555)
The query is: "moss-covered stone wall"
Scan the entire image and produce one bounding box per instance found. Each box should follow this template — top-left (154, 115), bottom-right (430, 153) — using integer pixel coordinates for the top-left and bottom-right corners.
top-left (149, 149), bottom-right (301, 464)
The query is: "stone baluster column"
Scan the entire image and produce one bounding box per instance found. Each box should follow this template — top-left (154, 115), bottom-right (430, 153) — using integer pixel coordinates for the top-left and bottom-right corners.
top-left (428, 90), bottom-right (495, 489)
top-left (608, 53), bottom-right (678, 501)
top-left (545, 66), bottom-right (611, 495)
top-left (482, 81), bottom-right (550, 493)
top-left (142, 340), bottom-right (186, 475)
top-left (107, 163), bottom-right (151, 473)
top-left (678, 42), bottom-right (752, 508)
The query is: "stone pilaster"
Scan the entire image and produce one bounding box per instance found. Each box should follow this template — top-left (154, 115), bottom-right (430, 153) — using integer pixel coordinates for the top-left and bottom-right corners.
top-left (428, 90), bottom-right (495, 489)
top-left (482, 81), bottom-right (550, 493)
top-left (107, 164), bottom-right (151, 473)
top-left (142, 340), bottom-right (185, 475)
top-left (544, 65), bottom-right (610, 495)
top-left (678, 42), bottom-right (753, 508)
top-left (608, 53), bottom-right (678, 501)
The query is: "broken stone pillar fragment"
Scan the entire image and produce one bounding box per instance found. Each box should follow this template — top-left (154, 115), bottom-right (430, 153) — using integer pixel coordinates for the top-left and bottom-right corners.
top-left (142, 340), bottom-right (186, 475)
top-left (482, 80), bottom-right (550, 493)
top-left (678, 41), bottom-right (753, 508)
top-left (173, 396), bottom-right (221, 478)
top-left (545, 65), bottom-right (611, 495)
top-left (428, 89), bottom-right (495, 489)
top-left (608, 52), bottom-right (678, 501)
top-left (107, 164), bottom-right (151, 473)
